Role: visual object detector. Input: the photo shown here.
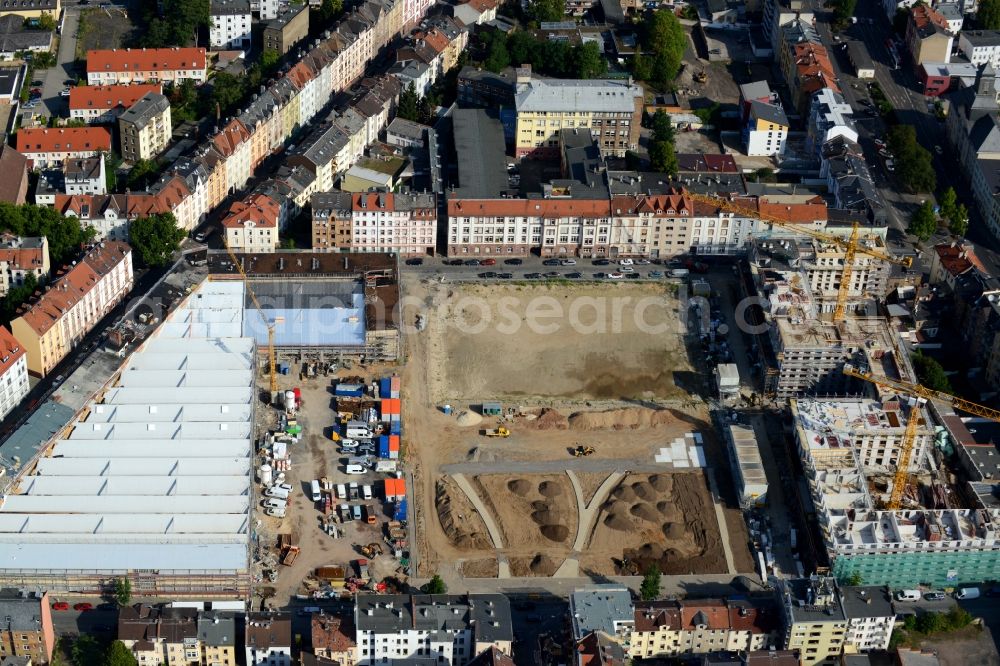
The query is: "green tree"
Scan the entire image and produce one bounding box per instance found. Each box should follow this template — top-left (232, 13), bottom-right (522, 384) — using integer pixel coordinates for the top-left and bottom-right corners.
top-left (753, 167), bottom-right (776, 183)
top-left (631, 53), bottom-right (653, 81)
top-left (207, 73), bottom-right (245, 116)
top-left (573, 42), bottom-right (607, 79)
top-left (425, 574), bottom-right (447, 594)
top-left (28, 11), bottom-right (56, 30)
top-left (912, 351), bottom-right (953, 393)
top-left (530, 0), bottom-right (564, 23)
top-left (908, 201), bottom-right (938, 241)
top-left (260, 49), bottom-right (281, 75)
top-left (649, 140), bottom-right (678, 176)
top-left (0, 202), bottom-right (94, 264)
top-left (950, 203), bottom-right (969, 236)
top-left (888, 125), bottom-right (936, 193)
top-left (484, 38), bottom-right (510, 73)
top-left (397, 82), bottom-right (420, 122)
top-left (106, 641), bottom-right (137, 666)
top-left (114, 577), bottom-right (132, 606)
top-left (70, 635), bottom-right (105, 666)
top-left (650, 110), bottom-right (673, 143)
top-left (640, 566), bottom-right (661, 600)
top-left (938, 186), bottom-right (958, 221)
top-left (644, 10), bottom-right (687, 87)
top-left (1, 272), bottom-right (37, 324)
top-left (943, 606), bottom-right (973, 630)
top-left (129, 213), bottom-right (186, 268)
top-left (980, 0), bottom-right (1000, 29)
top-left (831, 0), bottom-right (857, 25)
top-left (508, 30), bottom-right (541, 67)
top-left (103, 151), bottom-right (122, 192)
top-left (319, 0), bottom-right (344, 22)
top-left (126, 159), bottom-right (160, 190)
top-left (845, 572), bottom-right (863, 586)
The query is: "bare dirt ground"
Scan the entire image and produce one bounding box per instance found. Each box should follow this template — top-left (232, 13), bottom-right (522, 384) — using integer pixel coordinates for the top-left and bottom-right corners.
top-left (421, 282), bottom-right (699, 403)
top-left (580, 472), bottom-right (726, 576)
top-left (917, 626), bottom-right (1000, 666)
top-left (401, 278), bottom-right (751, 579)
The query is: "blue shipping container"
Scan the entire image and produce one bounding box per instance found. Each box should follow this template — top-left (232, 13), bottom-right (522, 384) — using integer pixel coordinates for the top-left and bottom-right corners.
top-left (335, 384), bottom-right (365, 397)
top-left (390, 421), bottom-right (401, 435)
top-left (378, 435), bottom-right (390, 458)
top-left (380, 378), bottom-right (391, 397)
top-left (394, 498), bottom-right (407, 521)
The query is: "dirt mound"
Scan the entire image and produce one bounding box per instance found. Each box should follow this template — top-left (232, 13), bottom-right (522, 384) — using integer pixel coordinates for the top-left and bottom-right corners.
top-left (540, 524), bottom-right (570, 542)
top-left (630, 502), bottom-right (659, 523)
top-left (649, 474), bottom-right (672, 492)
top-left (632, 481), bottom-right (656, 500)
top-left (638, 543), bottom-right (665, 559)
top-left (534, 408), bottom-right (569, 430)
top-left (663, 522), bottom-right (686, 539)
top-left (568, 407), bottom-right (680, 431)
top-left (456, 411), bottom-right (483, 426)
top-left (461, 559), bottom-right (498, 578)
top-left (538, 481), bottom-right (562, 497)
top-left (436, 479), bottom-right (491, 550)
top-left (531, 509), bottom-right (560, 525)
top-left (604, 513), bottom-right (631, 531)
top-left (531, 500), bottom-right (549, 511)
top-left (507, 479), bottom-right (531, 496)
top-left (612, 485), bottom-right (637, 501)
top-left (656, 501), bottom-right (672, 514)
top-left (530, 554), bottom-right (558, 575)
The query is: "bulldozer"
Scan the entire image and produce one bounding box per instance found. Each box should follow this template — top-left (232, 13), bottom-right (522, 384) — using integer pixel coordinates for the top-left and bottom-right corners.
top-left (484, 427), bottom-right (511, 438)
top-left (573, 445), bottom-right (596, 457)
top-left (361, 542), bottom-right (384, 558)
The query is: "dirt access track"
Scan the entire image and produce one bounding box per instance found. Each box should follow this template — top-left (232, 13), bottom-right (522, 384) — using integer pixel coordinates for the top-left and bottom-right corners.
top-left (400, 279), bottom-right (753, 580)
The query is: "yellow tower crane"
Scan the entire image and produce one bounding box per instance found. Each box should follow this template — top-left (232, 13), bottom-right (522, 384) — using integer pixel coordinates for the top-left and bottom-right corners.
top-left (223, 239), bottom-right (278, 396)
top-left (843, 365), bottom-right (1000, 509)
top-left (685, 192), bottom-right (913, 321)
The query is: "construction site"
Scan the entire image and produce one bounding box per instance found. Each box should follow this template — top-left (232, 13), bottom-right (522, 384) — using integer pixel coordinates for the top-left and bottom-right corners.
top-left (401, 278), bottom-right (757, 581)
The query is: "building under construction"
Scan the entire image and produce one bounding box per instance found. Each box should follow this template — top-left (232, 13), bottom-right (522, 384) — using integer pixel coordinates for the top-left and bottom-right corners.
top-left (208, 251), bottom-right (401, 363)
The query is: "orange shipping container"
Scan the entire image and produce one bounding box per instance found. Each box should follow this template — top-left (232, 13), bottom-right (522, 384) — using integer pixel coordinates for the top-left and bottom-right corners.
top-left (389, 435), bottom-right (400, 451)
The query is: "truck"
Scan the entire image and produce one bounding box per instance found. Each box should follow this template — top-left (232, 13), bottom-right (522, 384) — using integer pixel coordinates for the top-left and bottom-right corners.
top-left (349, 482), bottom-right (360, 500)
top-left (484, 427), bottom-right (511, 438)
top-left (364, 504), bottom-right (377, 524)
top-left (355, 558), bottom-right (369, 578)
top-left (345, 420), bottom-right (373, 439)
top-left (362, 484), bottom-right (373, 500)
top-left (337, 483), bottom-right (347, 499)
top-left (281, 545), bottom-right (300, 566)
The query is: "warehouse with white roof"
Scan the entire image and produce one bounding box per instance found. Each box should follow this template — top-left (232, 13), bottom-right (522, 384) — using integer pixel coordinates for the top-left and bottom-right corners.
top-left (0, 280), bottom-right (254, 598)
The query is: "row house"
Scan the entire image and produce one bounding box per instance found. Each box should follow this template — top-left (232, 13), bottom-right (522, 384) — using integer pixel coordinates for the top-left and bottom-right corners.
top-left (906, 3), bottom-right (954, 67)
top-left (0, 234), bottom-right (49, 297)
top-left (419, 16), bottom-right (468, 74)
top-left (959, 30), bottom-right (1000, 70)
top-left (54, 192), bottom-right (162, 241)
top-left (391, 39), bottom-right (443, 94)
top-left (86, 47), bottom-right (207, 85)
top-left (288, 122), bottom-right (353, 192)
top-left (222, 192), bottom-right (282, 253)
top-left (629, 598), bottom-right (779, 660)
top-left (153, 172), bottom-right (199, 232)
top-left (311, 190), bottom-right (437, 254)
top-left (190, 145), bottom-right (229, 212)
top-left (11, 241), bottom-right (133, 376)
top-left (806, 88), bottom-right (857, 160)
top-left (820, 136), bottom-right (886, 227)
top-left (68, 84), bottom-right (161, 124)
top-left (119, 605), bottom-right (239, 666)
top-left (15, 127), bottom-right (112, 169)
top-left (0, 326), bottom-right (29, 422)
top-left (212, 118), bottom-right (254, 194)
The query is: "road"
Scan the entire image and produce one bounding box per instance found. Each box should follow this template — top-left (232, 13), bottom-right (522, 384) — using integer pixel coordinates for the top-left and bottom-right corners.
top-left (29, 6), bottom-right (81, 119)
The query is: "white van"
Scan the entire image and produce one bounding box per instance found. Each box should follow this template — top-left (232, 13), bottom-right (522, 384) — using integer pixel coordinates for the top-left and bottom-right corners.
top-left (263, 498), bottom-right (287, 510)
top-left (310, 479), bottom-right (322, 502)
top-left (670, 268), bottom-right (690, 278)
top-left (346, 465), bottom-right (366, 475)
top-left (619, 258), bottom-right (634, 266)
top-left (265, 486), bottom-right (290, 500)
top-left (336, 483), bottom-right (348, 499)
top-left (895, 589), bottom-right (921, 602)
top-left (265, 507), bottom-right (286, 518)
top-left (362, 484), bottom-right (373, 500)
top-left (955, 587), bottom-right (980, 600)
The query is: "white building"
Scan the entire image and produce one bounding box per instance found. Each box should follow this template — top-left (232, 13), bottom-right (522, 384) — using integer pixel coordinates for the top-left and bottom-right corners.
top-left (0, 326), bottom-right (29, 421)
top-left (959, 30), bottom-right (1000, 70)
top-left (807, 88), bottom-right (858, 159)
top-left (841, 587), bottom-right (895, 653)
top-left (64, 156), bottom-right (106, 197)
top-left (744, 99), bottom-right (789, 157)
top-left (246, 613), bottom-right (291, 666)
top-left (354, 594), bottom-right (513, 665)
top-left (210, 0), bottom-right (252, 51)
top-left (222, 193), bottom-right (280, 253)
top-left (251, 0), bottom-right (278, 19)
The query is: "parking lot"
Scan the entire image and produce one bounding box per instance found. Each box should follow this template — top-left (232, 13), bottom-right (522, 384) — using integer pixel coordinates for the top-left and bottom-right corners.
top-left (256, 364), bottom-right (410, 608)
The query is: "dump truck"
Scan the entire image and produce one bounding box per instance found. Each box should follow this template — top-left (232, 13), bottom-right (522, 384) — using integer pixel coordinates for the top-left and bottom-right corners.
top-left (573, 445), bottom-right (596, 457)
top-left (484, 427), bottom-right (511, 438)
top-left (364, 504), bottom-right (377, 525)
top-left (281, 545), bottom-right (300, 566)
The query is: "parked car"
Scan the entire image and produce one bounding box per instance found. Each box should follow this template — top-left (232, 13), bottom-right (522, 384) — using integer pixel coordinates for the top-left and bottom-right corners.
top-left (463, 259), bottom-right (480, 266)
top-left (923, 591), bottom-right (946, 601)
top-left (543, 271), bottom-right (560, 278)
top-left (479, 271), bottom-right (497, 279)
top-left (560, 259), bottom-right (577, 265)
top-left (497, 272), bottom-right (513, 279)
top-left (592, 258), bottom-right (611, 266)
top-left (649, 271), bottom-right (664, 278)
top-left (607, 272), bottom-right (625, 279)
top-left (59, 88), bottom-right (71, 97)
top-left (504, 258), bottom-right (523, 265)
top-left (52, 602), bottom-right (69, 611)
top-left (265, 507), bottom-right (285, 518)
top-left (619, 258), bottom-right (634, 266)
top-left (565, 272), bottom-right (582, 279)
top-left (542, 258), bottom-right (561, 266)
top-left (447, 259), bottom-right (463, 266)
top-left (405, 257), bottom-right (424, 265)
top-left (524, 272), bottom-right (541, 279)
top-left (30, 80), bottom-right (42, 87)
top-left (621, 265), bottom-right (635, 273)
top-left (73, 603), bottom-right (93, 611)
top-left (626, 273), bottom-right (640, 279)
top-left (480, 258), bottom-right (496, 266)
top-left (635, 259), bottom-right (650, 265)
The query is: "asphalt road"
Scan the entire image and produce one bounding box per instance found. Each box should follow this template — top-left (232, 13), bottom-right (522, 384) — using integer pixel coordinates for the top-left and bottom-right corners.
top-left (400, 255), bottom-right (693, 283)
top-left (29, 7), bottom-right (81, 119)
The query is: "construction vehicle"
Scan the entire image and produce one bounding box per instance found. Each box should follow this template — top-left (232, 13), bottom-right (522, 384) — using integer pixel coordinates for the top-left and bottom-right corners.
top-left (222, 238), bottom-right (279, 396)
top-left (484, 427), bottom-right (511, 438)
top-left (280, 545), bottom-right (300, 566)
top-left (361, 542), bottom-right (384, 558)
top-left (686, 192), bottom-right (913, 321)
top-left (844, 365), bottom-right (1000, 509)
top-left (693, 70), bottom-right (707, 83)
top-left (573, 445), bottom-right (596, 457)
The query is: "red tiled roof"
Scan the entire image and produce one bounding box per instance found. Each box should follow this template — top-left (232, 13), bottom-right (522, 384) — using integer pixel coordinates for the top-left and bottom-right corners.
top-left (16, 128), bottom-right (112, 155)
top-left (448, 198), bottom-right (611, 217)
top-left (212, 119), bottom-right (252, 157)
top-left (221, 193), bottom-right (281, 229)
top-left (0, 326), bottom-right (25, 379)
top-left (0, 245), bottom-right (44, 273)
top-left (757, 196), bottom-right (827, 224)
top-left (69, 84), bottom-right (161, 113)
top-left (793, 43), bottom-right (839, 96)
top-left (911, 4), bottom-right (950, 37)
top-left (86, 47), bottom-right (206, 74)
top-left (933, 242), bottom-right (981, 277)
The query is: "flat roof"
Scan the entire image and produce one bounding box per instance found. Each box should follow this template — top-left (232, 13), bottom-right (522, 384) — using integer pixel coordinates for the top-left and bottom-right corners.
top-left (453, 108), bottom-right (509, 198)
top-left (0, 281), bottom-right (253, 573)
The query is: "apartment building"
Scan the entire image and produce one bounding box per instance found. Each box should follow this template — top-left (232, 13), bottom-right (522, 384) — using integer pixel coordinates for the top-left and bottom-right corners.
top-left (0, 590), bottom-right (54, 665)
top-left (68, 84), bottom-right (162, 124)
top-left (569, 587), bottom-right (634, 644)
top-left (222, 193), bottom-right (281, 253)
top-left (64, 156), bottom-right (106, 197)
top-left (807, 89), bottom-right (857, 159)
top-left (819, 137), bottom-right (886, 227)
top-left (777, 578), bottom-right (849, 666)
top-left (311, 614), bottom-right (356, 665)
top-left (15, 127), bottom-right (112, 169)
top-left (0, 145), bottom-right (28, 205)
top-left (86, 47), bottom-right (207, 85)
top-left (788, 42), bottom-right (839, 114)
top-left (840, 587), bottom-right (894, 653)
top-left (354, 594), bottom-right (512, 665)
top-left (906, 4), bottom-right (954, 66)
top-left (312, 191), bottom-right (436, 254)
top-left (0, 235), bottom-right (49, 297)
top-left (959, 30), bottom-right (1000, 70)
top-left (119, 606), bottom-right (237, 666)
top-left (10, 241), bottom-right (133, 377)
top-left (262, 3), bottom-right (309, 55)
top-left (245, 613), bottom-right (291, 666)
top-left (513, 68), bottom-right (643, 159)
top-left (0, 324), bottom-right (29, 420)
top-left (743, 100), bottom-right (789, 156)
top-left (629, 598), bottom-right (778, 660)
top-left (118, 92), bottom-right (172, 163)
top-left (251, 0), bottom-right (278, 19)
top-left (210, 0), bottom-right (252, 51)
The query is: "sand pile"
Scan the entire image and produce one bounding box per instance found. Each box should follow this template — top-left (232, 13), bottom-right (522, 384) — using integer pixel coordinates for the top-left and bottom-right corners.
top-left (568, 407), bottom-right (680, 431)
top-left (534, 408), bottom-right (569, 430)
top-left (530, 554), bottom-right (557, 575)
top-left (538, 481), bottom-right (562, 497)
top-left (630, 502), bottom-right (659, 523)
top-left (531, 508), bottom-right (560, 524)
top-left (632, 481), bottom-right (656, 500)
top-left (612, 485), bottom-right (637, 502)
top-left (638, 543), bottom-right (665, 559)
top-left (656, 501), bottom-right (672, 515)
top-left (649, 475), bottom-right (672, 492)
top-left (508, 479), bottom-right (531, 496)
top-left (456, 411), bottom-right (483, 426)
top-left (604, 513), bottom-right (631, 531)
top-left (663, 522), bottom-right (686, 539)
top-left (540, 525), bottom-right (570, 542)
top-left (436, 479), bottom-right (491, 550)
